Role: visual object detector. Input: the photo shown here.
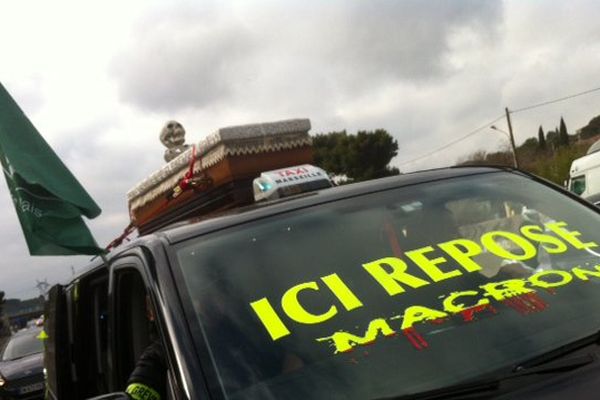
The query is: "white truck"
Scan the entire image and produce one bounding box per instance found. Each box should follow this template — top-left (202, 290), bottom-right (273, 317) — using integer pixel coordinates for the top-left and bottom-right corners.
top-left (568, 138), bottom-right (600, 206)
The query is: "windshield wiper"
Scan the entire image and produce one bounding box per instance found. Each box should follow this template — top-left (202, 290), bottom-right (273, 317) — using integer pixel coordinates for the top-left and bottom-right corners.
top-left (379, 354), bottom-right (594, 400)
top-left (511, 351), bottom-right (595, 376)
top-left (379, 331), bottom-right (600, 400)
top-left (513, 329), bottom-right (600, 371)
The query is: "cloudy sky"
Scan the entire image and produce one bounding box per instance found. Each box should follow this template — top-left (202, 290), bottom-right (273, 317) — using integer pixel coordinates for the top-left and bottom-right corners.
top-left (1, 0), bottom-right (599, 299)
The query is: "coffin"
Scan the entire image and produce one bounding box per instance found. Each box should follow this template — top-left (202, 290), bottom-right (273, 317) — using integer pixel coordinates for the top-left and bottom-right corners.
top-left (127, 119), bottom-right (313, 235)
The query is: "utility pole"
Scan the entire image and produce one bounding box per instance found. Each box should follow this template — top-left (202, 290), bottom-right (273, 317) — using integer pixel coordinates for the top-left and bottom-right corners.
top-left (505, 107), bottom-right (520, 169)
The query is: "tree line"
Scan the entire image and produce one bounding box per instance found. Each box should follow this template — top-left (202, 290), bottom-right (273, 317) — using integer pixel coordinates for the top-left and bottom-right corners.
top-left (312, 129), bottom-right (400, 183)
top-left (311, 112), bottom-right (600, 186)
top-left (459, 113), bottom-right (600, 184)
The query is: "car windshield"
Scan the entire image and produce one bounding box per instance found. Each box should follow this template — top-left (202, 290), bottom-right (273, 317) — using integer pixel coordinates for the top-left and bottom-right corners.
top-left (1, 329), bottom-right (43, 361)
top-left (174, 171), bottom-right (600, 399)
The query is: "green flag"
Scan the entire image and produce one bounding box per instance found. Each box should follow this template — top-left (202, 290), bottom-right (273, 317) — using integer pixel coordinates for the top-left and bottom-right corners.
top-left (0, 82), bottom-right (103, 255)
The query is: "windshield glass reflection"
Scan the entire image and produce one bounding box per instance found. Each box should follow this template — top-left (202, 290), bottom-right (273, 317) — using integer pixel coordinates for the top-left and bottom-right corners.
top-left (175, 172), bottom-right (600, 399)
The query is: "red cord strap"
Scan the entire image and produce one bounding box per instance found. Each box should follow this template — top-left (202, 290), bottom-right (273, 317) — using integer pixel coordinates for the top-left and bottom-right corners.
top-left (106, 145), bottom-right (201, 250)
top-left (167, 144), bottom-right (197, 200)
top-left (106, 223), bottom-right (135, 251)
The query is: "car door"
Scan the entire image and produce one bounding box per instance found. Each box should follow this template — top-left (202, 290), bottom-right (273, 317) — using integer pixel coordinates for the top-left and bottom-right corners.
top-left (109, 254), bottom-right (186, 399)
top-left (44, 284), bottom-right (72, 400)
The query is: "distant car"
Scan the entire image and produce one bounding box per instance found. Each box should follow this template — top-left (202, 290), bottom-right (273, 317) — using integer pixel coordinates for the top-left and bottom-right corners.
top-left (0, 328), bottom-right (45, 400)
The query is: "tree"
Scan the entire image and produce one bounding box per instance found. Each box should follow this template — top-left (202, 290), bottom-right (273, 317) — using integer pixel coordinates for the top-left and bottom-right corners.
top-left (457, 149), bottom-right (513, 167)
top-left (515, 137), bottom-right (537, 164)
top-left (538, 126), bottom-right (546, 150)
top-left (546, 129), bottom-right (559, 150)
top-left (521, 137), bottom-right (539, 151)
top-left (559, 117), bottom-right (569, 147)
top-left (313, 129), bottom-right (400, 182)
top-left (312, 131), bottom-right (350, 177)
top-left (580, 115), bottom-right (600, 139)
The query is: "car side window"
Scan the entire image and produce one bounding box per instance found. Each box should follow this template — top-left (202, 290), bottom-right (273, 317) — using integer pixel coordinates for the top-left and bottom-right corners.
top-left (112, 264), bottom-right (178, 400)
top-left (114, 268), bottom-right (153, 388)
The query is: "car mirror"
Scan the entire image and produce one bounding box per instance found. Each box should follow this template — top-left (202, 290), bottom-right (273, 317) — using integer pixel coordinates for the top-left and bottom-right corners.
top-left (85, 393), bottom-right (130, 400)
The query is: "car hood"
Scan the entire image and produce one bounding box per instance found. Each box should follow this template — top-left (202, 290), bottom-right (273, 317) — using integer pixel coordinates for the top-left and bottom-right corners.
top-left (0, 352), bottom-right (44, 380)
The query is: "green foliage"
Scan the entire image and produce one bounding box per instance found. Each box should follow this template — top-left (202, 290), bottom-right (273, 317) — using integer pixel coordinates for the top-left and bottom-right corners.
top-left (559, 117), bottom-right (569, 146)
top-left (457, 113), bottom-right (600, 186)
top-left (457, 148), bottom-right (513, 167)
top-left (458, 135), bottom-right (596, 185)
top-left (313, 129), bottom-right (400, 182)
top-left (527, 143), bottom-right (587, 185)
top-left (521, 137), bottom-right (539, 151)
top-left (538, 126), bottom-right (546, 150)
top-left (312, 131), bottom-right (350, 176)
top-left (580, 115), bottom-right (600, 139)
top-left (546, 130), bottom-right (559, 149)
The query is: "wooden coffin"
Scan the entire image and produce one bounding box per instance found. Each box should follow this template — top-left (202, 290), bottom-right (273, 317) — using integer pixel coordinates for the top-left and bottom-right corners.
top-left (127, 119), bottom-right (313, 235)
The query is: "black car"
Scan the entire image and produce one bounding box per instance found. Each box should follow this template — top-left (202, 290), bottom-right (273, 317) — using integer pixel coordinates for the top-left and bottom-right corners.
top-left (43, 167), bottom-right (600, 399)
top-left (0, 328), bottom-right (45, 400)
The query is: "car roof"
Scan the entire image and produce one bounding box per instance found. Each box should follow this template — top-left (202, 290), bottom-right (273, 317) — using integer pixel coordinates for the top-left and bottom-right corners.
top-left (159, 166), bottom-right (517, 244)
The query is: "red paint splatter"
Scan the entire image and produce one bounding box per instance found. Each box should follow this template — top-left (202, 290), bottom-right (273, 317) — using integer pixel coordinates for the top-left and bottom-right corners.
top-left (502, 293), bottom-right (547, 315)
top-left (545, 288), bottom-right (557, 295)
top-left (402, 327), bottom-right (428, 350)
top-left (430, 318), bottom-right (447, 325)
top-left (460, 304), bottom-right (498, 322)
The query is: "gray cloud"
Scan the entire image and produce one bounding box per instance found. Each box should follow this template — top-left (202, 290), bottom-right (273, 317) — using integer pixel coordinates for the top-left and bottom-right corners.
top-left (306, 1), bottom-right (500, 82)
top-left (111, 4), bottom-right (258, 112)
top-left (111, 0), bottom-right (502, 113)
top-left (51, 124), bottom-right (162, 241)
top-left (6, 0), bottom-right (600, 301)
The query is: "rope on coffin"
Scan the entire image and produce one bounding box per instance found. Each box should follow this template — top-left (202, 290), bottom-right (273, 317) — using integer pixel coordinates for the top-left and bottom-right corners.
top-left (105, 145), bottom-right (213, 251)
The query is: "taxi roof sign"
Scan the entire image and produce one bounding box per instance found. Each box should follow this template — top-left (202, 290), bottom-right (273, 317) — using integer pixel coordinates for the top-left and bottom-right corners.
top-left (253, 164), bottom-right (333, 202)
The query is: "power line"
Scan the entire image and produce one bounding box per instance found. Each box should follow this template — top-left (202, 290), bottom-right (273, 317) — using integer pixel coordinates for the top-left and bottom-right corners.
top-left (511, 86), bottom-right (600, 114)
top-left (398, 84), bottom-right (600, 167)
top-left (398, 114), bottom-right (504, 167)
